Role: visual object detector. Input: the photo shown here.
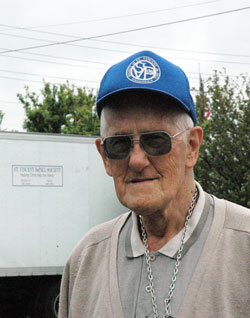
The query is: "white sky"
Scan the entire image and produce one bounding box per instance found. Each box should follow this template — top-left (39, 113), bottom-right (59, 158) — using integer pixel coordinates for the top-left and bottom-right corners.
top-left (1, 0), bottom-right (250, 131)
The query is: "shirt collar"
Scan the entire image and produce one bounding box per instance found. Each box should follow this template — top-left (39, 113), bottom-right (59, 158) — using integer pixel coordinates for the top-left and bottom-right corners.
top-left (126, 181), bottom-right (205, 259)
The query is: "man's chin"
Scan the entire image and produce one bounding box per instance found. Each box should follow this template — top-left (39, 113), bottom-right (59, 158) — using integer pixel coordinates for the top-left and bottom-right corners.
top-left (120, 199), bottom-right (160, 216)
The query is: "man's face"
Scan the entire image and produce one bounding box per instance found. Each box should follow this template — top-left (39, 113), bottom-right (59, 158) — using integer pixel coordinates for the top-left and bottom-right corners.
top-left (96, 106), bottom-right (197, 216)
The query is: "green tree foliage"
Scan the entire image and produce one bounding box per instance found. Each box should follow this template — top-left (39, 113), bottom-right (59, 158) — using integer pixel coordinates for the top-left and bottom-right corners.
top-left (194, 70), bottom-right (250, 208)
top-left (18, 82), bottom-right (100, 136)
top-left (0, 110), bottom-right (4, 129)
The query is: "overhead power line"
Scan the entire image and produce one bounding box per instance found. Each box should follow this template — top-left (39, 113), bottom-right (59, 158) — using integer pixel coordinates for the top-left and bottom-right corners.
top-left (0, 32), bottom-right (52, 44)
top-left (0, 75), bottom-right (98, 89)
top-left (0, 45), bottom-right (110, 66)
top-left (1, 6), bottom-right (250, 54)
top-left (3, 39), bottom-right (250, 67)
top-left (0, 0), bottom-right (224, 31)
top-left (0, 31), bottom-right (133, 54)
top-left (1, 53), bottom-right (107, 70)
top-left (2, 21), bottom-right (250, 61)
top-left (92, 39), bottom-right (250, 59)
top-left (1, 72), bottom-right (246, 87)
top-left (0, 6), bottom-right (249, 60)
top-left (21, 50), bottom-right (109, 65)
top-left (2, 45), bottom-right (250, 69)
top-left (0, 69), bottom-right (99, 83)
top-left (0, 75), bottom-right (42, 84)
top-left (0, 68), bottom-right (236, 82)
top-left (0, 67), bottom-right (247, 87)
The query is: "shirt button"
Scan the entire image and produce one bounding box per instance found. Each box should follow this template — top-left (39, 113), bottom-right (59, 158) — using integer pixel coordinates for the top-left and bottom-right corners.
top-left (149, 253), bottom-right (156, 261)
top-left (145, 284), bottom-right (152, 293)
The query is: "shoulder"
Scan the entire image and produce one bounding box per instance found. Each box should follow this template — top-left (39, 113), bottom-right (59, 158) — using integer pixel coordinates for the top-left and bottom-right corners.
top-left (81, 212), bottom-right (130, 246)
top-left (213, 196), bottom-right (250, 233)
top-left (68, 211), bottom-right (131, 264)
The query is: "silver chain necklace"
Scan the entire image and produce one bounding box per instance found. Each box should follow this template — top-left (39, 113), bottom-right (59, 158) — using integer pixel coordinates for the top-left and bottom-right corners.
top-left (139, 187), bottom-right (198, 318)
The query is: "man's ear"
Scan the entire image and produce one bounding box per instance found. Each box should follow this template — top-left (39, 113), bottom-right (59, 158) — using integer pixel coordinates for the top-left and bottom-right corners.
top-left (95, 138), bottom-right (113, 176)
top-left (185, 126), bottom-right (203, 168)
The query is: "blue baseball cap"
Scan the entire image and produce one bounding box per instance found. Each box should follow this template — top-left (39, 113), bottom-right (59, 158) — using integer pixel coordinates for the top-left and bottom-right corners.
top-left (96, 50), bottom-right (197, 124)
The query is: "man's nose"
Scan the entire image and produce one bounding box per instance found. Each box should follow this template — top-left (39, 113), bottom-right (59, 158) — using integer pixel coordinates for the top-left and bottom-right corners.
top-left (128, 140), bottom-right (150, 172)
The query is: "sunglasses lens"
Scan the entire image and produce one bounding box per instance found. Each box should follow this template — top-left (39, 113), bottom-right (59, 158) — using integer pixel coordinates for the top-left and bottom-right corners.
top-left (104, 136), bottom-right (131, 159)
top-left (103, 132), bottom-right (172, 159)
top-left (141, 132), bottom-right (171, 156)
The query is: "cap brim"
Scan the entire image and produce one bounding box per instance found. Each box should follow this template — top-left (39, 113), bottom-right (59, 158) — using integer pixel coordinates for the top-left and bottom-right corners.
top-left (96, 87), bottom-right (195, 123)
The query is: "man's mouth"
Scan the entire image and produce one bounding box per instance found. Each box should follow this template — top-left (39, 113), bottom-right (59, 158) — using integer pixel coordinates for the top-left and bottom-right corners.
top-left (129, 178), bottom-right (156, 184)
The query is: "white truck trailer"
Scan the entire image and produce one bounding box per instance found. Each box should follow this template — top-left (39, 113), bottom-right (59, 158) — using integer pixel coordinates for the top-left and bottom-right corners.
top-left (0, 131), bottom-right (126, 318)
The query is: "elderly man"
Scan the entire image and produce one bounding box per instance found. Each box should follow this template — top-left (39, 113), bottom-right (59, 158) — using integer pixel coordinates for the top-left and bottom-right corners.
top-left (59, 51), bottom-right (250, 318)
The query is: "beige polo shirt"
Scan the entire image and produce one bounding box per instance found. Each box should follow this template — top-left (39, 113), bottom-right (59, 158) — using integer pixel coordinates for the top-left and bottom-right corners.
top-left (117, 182), bottom-right (214, 318)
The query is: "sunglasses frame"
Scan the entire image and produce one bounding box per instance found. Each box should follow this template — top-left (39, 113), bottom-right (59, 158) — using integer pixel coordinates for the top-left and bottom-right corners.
top-left (101, 128), bottom-right (189, 160)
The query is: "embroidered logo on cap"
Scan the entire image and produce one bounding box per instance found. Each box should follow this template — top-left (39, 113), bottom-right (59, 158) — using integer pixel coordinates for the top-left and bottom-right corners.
top-left (126, 56), bottom-right (161, 84)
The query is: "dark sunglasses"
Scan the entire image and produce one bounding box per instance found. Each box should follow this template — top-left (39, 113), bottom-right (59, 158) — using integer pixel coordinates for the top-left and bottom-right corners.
top-left (101, 128), bottom-right (189, 160)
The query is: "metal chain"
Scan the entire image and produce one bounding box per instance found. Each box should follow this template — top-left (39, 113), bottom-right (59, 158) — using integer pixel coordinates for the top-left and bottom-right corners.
top-left (139, 186), bottom-right (198, 318)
